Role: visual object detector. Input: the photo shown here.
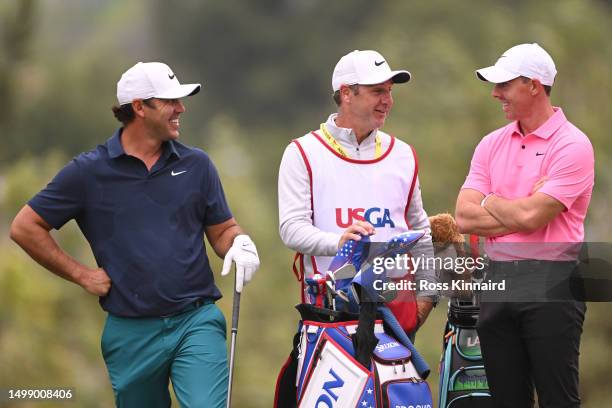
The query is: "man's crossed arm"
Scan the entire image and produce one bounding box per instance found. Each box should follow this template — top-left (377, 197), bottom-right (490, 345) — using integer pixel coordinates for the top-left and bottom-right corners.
top-left (455, 178), bottom-right (564, 237)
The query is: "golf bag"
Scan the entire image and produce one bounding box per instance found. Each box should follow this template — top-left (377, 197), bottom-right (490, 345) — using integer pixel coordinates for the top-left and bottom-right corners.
top-left (274, 231), bottom-right (434, 408)
top-left (438, 299), bottom-right (492, 408)
top-left (295, 305), bottom-right (433, 408)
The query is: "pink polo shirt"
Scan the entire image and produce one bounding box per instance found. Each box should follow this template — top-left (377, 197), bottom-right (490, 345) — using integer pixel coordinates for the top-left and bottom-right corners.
top-left (462, 108), bottom-right (594, 260)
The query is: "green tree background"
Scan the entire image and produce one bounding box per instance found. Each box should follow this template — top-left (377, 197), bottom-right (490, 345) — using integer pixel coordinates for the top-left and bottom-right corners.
top-left (0, 0), bottom-right (610, 406)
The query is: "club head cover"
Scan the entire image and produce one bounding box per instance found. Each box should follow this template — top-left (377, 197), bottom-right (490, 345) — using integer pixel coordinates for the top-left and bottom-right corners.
top-left (328, 234), bottom-right (371, 275)
top-left (351, 230), bottom-right (426, 305)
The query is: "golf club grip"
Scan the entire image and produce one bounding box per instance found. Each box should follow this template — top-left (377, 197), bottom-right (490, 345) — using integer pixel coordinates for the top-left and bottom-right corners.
top-left (232, 290), bottom-right (241, 330)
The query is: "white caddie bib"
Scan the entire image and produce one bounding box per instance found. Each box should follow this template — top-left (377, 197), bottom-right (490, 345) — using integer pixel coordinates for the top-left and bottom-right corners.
top-left (293, 130), bottom-right (418, 281)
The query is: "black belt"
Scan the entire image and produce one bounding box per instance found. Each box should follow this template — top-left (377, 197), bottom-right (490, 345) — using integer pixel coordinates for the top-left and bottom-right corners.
top-left (160, 298), bottom-right (212, 318)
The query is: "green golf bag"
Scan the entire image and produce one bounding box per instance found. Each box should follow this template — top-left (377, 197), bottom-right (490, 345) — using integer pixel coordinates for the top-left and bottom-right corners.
top-left (438, 299), bottom-right (492, 407)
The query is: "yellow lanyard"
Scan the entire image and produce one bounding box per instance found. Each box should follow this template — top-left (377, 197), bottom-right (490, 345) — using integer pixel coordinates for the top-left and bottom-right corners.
top-left (319, 124), bottom-right (382, 159)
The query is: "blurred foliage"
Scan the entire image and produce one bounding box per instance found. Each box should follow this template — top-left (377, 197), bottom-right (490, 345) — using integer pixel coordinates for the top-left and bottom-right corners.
top-left (0, 0), bottom-right (36, 126)
top-left (1, 0), bottom-right (611, 407)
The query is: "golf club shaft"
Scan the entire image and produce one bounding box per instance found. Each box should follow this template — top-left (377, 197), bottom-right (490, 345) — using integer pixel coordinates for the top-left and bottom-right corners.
top-left (226, 289), bottom-right (241, 408)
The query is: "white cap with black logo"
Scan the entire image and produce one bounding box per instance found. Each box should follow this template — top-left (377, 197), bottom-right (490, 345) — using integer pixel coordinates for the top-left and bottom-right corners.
top-left (117, 62), bottom-right (201, 105)
top-left (476, 43), bottom-right (557, 86)
top-left (332, 50), bottom-right (411, 92)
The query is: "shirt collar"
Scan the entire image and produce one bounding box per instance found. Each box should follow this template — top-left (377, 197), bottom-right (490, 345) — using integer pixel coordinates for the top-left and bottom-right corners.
top-left (531, 107), bottom-right (566, 140)
top-left (325, 113), bottom-right (377, 147)
top-left (107, 128), bottom-right (181, 159)
top-left (509, 107), bottom-right (567, 140)
top-left (508, 120), bottom-right (522, 137)
top-left (167, 140), bottom-right (180, 158)
top-left (107, 128), bottom-right (126, 159)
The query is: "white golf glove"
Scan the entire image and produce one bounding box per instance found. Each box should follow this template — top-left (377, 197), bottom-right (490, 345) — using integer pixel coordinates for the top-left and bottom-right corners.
top-left (221, 234), bottom-right (260, 293)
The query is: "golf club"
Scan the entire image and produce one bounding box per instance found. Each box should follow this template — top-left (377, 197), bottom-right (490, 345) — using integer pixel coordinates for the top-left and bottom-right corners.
top-left (226, 274), bottom-right (241, 408)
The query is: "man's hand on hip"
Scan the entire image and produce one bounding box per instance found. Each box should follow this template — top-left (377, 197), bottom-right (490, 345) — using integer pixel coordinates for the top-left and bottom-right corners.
top-left (338, 221), bottom-right (375, 249)
top-left (78, 267), bottom-right (112, 296)
top-left (221, 235), bottom-right (260, 293)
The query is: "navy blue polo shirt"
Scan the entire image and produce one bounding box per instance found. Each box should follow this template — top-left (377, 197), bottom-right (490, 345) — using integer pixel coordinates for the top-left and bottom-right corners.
top-left (28, 129), bottom-right (232, 317)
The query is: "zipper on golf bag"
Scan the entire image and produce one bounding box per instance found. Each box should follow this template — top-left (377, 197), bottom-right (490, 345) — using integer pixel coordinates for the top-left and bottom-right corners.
top-left (372, 332), bottom-right (419, 381)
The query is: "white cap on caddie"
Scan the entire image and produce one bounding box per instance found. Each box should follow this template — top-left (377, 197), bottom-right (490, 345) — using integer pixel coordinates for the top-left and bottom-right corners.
top-left (476, 43), bottom-right (557, 86)
top-left (116, 62), bottom-right (201, 105)
top-left (332, 50), bottom-right (411, 92)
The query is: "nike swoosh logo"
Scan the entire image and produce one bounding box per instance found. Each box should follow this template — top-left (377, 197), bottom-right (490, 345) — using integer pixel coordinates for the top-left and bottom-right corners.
top-left (374, 60), bottom-right (385, 66)
top-left (168, 73), bottom-right (175, 80)
top-left (536, 153), bottom-right (545, 156)
top-left (171, 170), bottom-right (187, 176)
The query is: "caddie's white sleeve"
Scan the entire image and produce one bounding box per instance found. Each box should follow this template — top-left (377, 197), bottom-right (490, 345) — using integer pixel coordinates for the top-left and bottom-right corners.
top-left (278, 143), bottom-right (339, 256)
top-left (405, 177), bottom-right (439, 297)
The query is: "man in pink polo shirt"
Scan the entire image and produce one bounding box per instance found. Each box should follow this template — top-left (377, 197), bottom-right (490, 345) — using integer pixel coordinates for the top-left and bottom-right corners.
top-left (456, 43), bottom-right (594, 407)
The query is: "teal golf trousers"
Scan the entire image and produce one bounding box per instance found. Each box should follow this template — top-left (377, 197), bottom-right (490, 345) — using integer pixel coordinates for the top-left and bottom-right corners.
top-left (101, 301), bottom-right (228, 407)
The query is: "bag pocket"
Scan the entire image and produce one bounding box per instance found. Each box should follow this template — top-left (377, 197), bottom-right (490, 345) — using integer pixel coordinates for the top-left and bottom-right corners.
top-left (298, 333), bottom-right (370, 408)
top-left (373, 332), bottom-right (421, 382)
top-left (449, 365), bottom-right (488, 392)
top-left (455, 328), bottom-right (483, 360)
top-left (446, 392), bottom-right (492, 408)
top-left (381, 379), bottom-right (433, 408)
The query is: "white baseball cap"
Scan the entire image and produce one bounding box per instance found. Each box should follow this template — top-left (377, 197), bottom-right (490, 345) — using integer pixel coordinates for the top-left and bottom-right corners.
top-left (116, 62), bottom-right (201, 105)
top-left (476, 43), bottom-right (557, 86)
top-left (332, 50), bottom-right (411, 92)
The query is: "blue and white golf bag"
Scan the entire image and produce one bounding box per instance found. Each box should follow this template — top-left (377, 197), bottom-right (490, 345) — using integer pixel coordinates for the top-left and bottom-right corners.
top-left (275, 231), bottom-right (434, 408)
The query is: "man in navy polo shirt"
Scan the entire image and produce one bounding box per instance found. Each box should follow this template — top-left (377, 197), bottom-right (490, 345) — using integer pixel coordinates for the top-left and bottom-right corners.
top-left (10, 62), bottom-right (260, 407)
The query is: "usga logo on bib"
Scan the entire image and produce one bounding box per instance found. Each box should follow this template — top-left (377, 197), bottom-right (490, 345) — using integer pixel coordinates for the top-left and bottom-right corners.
top-left (336, 207), bottom-right (395, 228)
